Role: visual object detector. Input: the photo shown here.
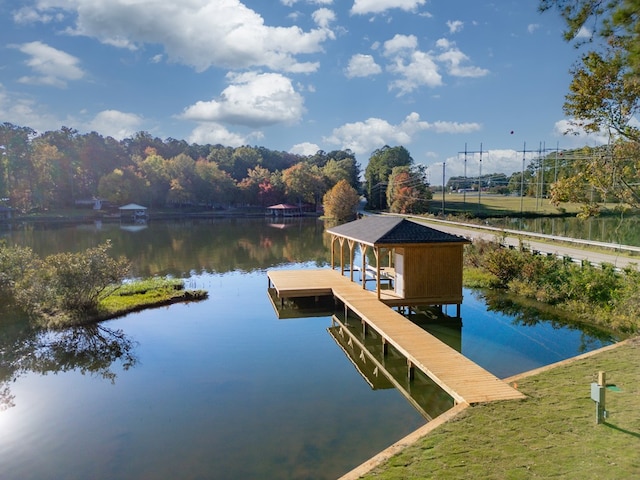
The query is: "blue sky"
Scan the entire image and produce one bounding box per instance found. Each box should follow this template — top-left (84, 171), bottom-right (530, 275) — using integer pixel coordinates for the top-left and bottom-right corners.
top-left (0, 0), bottom-right (605, 181)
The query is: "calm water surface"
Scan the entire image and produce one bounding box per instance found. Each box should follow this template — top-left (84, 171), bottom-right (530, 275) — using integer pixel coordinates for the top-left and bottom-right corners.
top-left (486, 214), bottom-right (640, 247)
top-left (0, 218), bottom-right (615, 479)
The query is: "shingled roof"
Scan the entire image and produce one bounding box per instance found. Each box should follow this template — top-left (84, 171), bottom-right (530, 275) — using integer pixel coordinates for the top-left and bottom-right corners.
top-left (326, 216), bottom-right (470, 246)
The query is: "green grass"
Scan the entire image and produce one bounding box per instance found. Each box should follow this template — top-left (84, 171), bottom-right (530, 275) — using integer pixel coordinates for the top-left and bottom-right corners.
top-left (361, 339), bottom-right (640, 479)
top-left (429, 193), bottom-right (617, 217)
top-left (97, 277), bottom-right (207, 321)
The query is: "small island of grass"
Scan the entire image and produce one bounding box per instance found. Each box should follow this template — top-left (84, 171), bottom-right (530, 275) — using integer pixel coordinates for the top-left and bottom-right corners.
top-left (96, 277), bottom-right (208, 323)
top-left (1, 240), bottom-right (207, 329)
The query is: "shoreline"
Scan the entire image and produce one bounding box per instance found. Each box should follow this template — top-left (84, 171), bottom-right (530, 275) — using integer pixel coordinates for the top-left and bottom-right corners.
top-left (340, 337), bottom-right (637, 479)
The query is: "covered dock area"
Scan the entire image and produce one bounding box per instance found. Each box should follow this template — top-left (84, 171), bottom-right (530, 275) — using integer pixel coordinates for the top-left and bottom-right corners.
top-left (267, 268), bottom-right (525, 405)
top-left (326, 216), bottom-right (471, 316)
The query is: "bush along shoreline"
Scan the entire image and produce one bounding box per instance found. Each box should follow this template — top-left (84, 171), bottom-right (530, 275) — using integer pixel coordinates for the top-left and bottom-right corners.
top-left (463, 239), bottom-right (640, 336)
top-left (0, 241), bottom-right (207, 329)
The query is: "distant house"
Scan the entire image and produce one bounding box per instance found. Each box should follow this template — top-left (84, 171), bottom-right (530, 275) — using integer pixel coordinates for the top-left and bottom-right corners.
top-left (119, 203), bottom-right (148, 222)
top-left (326, 216), bottom-right (470, 314)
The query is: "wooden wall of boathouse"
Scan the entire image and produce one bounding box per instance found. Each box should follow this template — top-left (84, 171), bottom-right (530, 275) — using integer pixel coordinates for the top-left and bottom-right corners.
top-left (396, 243), bottom-right (464, 303)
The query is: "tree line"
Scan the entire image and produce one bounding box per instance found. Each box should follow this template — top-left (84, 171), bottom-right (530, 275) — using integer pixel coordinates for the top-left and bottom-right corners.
top-left (0, 124), bottom-right (361, 212)
top-left (0, 123), bottom-right (437, 219)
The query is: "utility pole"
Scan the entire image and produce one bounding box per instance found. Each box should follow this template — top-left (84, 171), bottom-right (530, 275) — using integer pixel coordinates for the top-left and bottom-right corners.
top-left (442, 162), bottom-right (446, 215)
top-left (458, 144), bottom-right (484, 213)
top-left (478, 143), bottom-right (483, 212)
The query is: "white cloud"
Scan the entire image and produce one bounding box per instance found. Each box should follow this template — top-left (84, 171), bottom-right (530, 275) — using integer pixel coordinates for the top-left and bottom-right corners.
top-left (377, 35), bottom-right (487, 95)
top-left (553, 119), bottom-right (610, 146)
top-left (436, 38), bottom-right (489, 78)
top-left (87, 110), bottom-right (143, 140)
top-left (383, 34), bottom-right (441, 94)
top-left (351, 0), bottom-right (426, 15)
top-left (13, 7), bottom-right (64, 24)
top-left (0, 84), bottom-right (72, 133)
top-left (24, 0), bottom-right (332, 73)
top-left (527, 23), bottom-right (540, 34)
top-left (387, 51), bottom-right (442, 94)
top-left (324, 112), bottom-right (480, 155)
top-left (345, 54), bottom-right (382, 78)
top-left (443, 149), bottom-right (524, 179)
top-left (429, 120), bottom-right (482, 134)
top-left (180, 72), bottom-right (305, 128)
top-left (312, 8), bottom-right (336, 30)
top-left (281, 0), bottom-right (333, 6)
top-left (383, 34), bottom-right (418, 56)
top-left (13, 41), bottom-right (85, 88)
top-left (187, 123), bottom-right (256, 147)
top-left (447, 20), bottom-right (464, 34)
top-left (575, 26), bottom-right (592, 39)
top-left (290, 142), bottom-right (321, 155)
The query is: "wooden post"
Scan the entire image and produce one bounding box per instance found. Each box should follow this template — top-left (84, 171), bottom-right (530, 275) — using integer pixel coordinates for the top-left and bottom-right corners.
top-left (382, 338), bottom-right (388, 356)
top-left (407, 359), bottom-right (415, 382)
top-left (374, 248), bottom-right (381, 299)
top-left (362, 319), bottom-right (367, 338)
top-left (591, 370), bottom-right (607, 424)
top-left (330, 235), bottom-right (335, 269)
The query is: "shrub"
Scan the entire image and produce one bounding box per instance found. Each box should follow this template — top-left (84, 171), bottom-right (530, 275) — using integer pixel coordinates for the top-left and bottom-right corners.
top-left (12, 241), bottom-right (130, 326)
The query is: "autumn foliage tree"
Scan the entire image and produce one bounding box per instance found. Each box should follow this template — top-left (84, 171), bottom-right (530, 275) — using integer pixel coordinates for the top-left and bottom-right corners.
top-left (541, 0), bottom-right (640, 213)
top-left (386, 166), bottom-right (431, 214)
top-left (322, 179), bottom-right (360, 222)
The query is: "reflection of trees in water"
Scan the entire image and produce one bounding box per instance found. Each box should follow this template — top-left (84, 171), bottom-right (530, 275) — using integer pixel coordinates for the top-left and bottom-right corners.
top-left (0, 319), bottom-right (138, 411)
top-left (477, 289), bottom-right (617, 353)
top-left (5, 218), bottom-right (331, 278)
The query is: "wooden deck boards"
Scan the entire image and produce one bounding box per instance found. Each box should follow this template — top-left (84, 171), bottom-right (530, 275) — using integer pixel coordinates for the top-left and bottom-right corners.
top-left (267, 269), bottom-right (525, 405)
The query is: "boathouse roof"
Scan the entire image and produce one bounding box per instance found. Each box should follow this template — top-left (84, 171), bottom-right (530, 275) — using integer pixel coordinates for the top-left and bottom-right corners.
top-left (326, 216), bottom-right (469, 247)
top-left (267, 203), bottom-right (299, 210)
top-left (119, 203), bottom-right (147, 211)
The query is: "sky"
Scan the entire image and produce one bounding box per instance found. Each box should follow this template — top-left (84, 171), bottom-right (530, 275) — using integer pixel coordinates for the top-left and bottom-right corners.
top-left (0, 0), bottom-right (608, 182)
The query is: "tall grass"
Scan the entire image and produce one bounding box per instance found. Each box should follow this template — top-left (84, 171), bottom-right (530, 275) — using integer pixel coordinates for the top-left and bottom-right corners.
top-left (464, 240), bottom-right (640, 334)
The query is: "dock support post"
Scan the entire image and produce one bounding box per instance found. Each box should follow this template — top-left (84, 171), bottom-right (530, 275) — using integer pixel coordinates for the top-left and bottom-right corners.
top-left (456, 303), bottom-right (461, 318)
top-left (407, 360), bottom-right (415, 382)
top-left (381, 338), bottom-right (388, 357)
top-left (362, 319), bottom-right (367, 337)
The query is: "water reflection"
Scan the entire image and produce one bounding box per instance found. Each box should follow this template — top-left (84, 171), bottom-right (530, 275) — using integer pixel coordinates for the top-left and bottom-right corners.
top-left (480, 289), bottom-right (617, 353)
top-left (487, 215), bottom-right (640, 247)
top-left (0, 311), bottom-right (137, 411)
top-left (2, 217), bottom-right (330, 278)
top-left (328, 313), bottom-right (455, 420)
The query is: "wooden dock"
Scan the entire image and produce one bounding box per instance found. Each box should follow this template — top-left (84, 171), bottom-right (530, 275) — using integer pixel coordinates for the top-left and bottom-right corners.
top-left (268, 269), bottom-right (525, 405)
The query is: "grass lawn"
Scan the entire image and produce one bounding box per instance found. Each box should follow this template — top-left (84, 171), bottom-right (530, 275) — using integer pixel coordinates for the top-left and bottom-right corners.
top-left (429, 193), bottom-right (610, 217)
top-left (96, 277), bottom-right (207, 322)
top-left (360, 338), bottom-right (640, 479)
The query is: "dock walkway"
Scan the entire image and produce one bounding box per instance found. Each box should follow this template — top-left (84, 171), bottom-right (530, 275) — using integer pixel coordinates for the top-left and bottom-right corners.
top-left (267, 269), bottom-right (524, 405)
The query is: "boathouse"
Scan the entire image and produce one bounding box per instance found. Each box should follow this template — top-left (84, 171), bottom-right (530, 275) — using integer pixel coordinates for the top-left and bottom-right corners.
top-left (266, 203), bottom-right (300, 217)
top-left (119, 203), bottom-right (148, 222)
top-left (326, 216), bottom-right (470, 312)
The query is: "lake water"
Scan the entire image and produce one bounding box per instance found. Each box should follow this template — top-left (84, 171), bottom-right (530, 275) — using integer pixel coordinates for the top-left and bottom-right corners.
top-left (486, 214), bottom-right (640, 247)
top-left (0, 218), bottom-right (616, 479)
